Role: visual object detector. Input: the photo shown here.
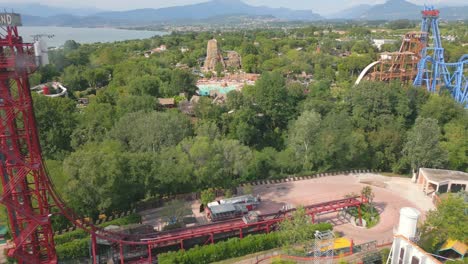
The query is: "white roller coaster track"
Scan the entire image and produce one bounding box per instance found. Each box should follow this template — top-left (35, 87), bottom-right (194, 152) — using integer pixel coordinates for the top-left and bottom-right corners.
top-left (31, 82), bottom-right (68, 97)
top-left (354, 61), bottom-right (381, 85)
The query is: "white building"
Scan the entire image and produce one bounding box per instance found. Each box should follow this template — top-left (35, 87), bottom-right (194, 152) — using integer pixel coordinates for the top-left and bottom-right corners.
top-left (387, 208), bottom-right (441, 264)
top-left (372, 39), bottom-right (397, 50)
top-left (416, 168), bottom-right (468, 196)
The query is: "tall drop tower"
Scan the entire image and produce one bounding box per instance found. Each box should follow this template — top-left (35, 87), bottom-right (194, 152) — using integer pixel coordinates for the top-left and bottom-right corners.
top-left (0, 13), bottom-right (57, 263)
top-left (413, 6), bottom-right (468, 107)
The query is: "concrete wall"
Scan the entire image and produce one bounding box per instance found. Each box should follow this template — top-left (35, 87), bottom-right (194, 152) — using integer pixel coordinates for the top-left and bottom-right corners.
top-left (389, 236), bottom-right (441, 264)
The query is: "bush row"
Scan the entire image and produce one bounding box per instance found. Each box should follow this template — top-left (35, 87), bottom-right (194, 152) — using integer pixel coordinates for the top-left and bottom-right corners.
top-left (54, 214), bottom-right (141, 244)
top-left (158, 223), bottom-right (332, 264)
top-left (55, 214), bottom-right (141, 260)
top-left (56, 238), bottom-right (89, 260)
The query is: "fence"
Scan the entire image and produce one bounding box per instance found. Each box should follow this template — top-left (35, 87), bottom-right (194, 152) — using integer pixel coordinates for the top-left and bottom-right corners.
top-left (56, 169), bottom-right (381, 236)
top-left (54, 209), bottom-right (136, 236)
top-left (240, 169), bottom-right (381, 187)
top-left (136, 169), bottom-right (381, 212)
top-left (252, 239), bottom-right (393, 264)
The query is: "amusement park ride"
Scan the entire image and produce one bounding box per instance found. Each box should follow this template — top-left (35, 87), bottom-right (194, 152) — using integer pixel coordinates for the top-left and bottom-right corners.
top-left (0, 6), bottom-right (465, 264)
top-left (0, 14), bottom-right (367, 263)
top-left (356, 6), bottom-right (468, 108)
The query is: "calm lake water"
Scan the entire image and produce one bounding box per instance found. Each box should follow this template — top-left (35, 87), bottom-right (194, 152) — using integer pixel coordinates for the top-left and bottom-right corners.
top-left (19, 26), bottom-right (167, 47)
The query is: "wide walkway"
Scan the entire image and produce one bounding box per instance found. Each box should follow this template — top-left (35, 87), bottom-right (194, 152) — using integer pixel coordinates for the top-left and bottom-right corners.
top-left (252, 173), bottom-right (434, 244)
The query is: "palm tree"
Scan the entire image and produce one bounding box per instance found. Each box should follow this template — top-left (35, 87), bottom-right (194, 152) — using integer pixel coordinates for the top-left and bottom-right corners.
top-left (361, 186), bottom-right (375, 214)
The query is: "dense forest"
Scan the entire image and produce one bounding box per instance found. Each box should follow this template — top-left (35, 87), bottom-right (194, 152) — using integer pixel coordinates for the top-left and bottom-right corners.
top-left (25, 23), bottom-right (468, 220)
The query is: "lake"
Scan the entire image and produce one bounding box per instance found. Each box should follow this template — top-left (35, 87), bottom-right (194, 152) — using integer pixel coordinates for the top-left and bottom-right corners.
top-left (19, 26), bottom-right (167, 47)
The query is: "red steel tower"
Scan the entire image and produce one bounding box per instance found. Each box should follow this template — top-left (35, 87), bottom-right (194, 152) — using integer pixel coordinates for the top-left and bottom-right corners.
top-left (0, 13), bottom-right (57, 263)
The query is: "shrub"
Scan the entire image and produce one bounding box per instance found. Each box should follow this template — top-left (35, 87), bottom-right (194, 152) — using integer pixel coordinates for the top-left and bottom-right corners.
top-left (272, 259), bottom-right (296, 264)
top-left (56, 238), bottom-right (89, 259)
top-left (158, 223), bottom-right (332, 264)
top-left (200, 188), bottom-right (216, 206)
top-left (163, 222), bottom-right (183, 231)
top-left (380, 248), bottom-right (391, 263)
top-left (55, 214), bottom-right (141, 260)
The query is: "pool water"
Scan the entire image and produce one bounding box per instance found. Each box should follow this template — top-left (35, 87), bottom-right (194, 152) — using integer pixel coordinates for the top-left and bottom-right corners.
top-left (197, 84), bottom-right (238, 96)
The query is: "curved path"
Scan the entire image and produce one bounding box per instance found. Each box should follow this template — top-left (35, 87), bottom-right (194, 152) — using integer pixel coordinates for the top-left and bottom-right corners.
top-left (252, 173), bottom-right (434, 244)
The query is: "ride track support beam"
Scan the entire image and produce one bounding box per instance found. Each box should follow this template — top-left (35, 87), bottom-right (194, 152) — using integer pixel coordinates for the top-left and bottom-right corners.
top-left (0, 24), bottom-right (57, 264)
top-left (0, 22), bottom-right (370, 262)
top-left (413, 6), bottom-right (468, 108)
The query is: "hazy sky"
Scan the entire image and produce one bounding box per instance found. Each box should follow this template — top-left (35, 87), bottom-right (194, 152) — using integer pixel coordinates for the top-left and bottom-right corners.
top-left (6, 0), bottom-right (467, 14)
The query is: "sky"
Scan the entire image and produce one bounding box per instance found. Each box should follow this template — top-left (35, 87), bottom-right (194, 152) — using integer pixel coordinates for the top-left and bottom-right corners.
top-left (5, 0), bottom-right (468, 15)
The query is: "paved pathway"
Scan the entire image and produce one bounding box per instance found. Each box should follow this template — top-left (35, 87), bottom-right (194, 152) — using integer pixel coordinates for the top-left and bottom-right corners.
top-left (251, 173), bottom-right (434, 244)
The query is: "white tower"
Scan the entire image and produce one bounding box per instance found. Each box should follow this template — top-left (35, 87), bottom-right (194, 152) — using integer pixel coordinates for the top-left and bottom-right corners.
top-left (397, 207), bottom-right (420, 239)
top-left (387, 207), bottom-right (441, 264)
top-left (34, 39), bottom-right (49, 66)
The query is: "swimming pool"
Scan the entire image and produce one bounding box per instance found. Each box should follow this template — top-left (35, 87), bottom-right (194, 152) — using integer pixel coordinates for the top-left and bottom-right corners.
top-left (197, 84), bottom-right (238, 96)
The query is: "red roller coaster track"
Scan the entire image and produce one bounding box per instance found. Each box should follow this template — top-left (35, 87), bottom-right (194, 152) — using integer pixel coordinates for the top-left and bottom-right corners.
top-left (0, 23), bottom-right (367, 264)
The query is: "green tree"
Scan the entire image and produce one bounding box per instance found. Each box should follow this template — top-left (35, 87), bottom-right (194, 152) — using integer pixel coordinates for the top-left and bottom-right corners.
top-left (84, 67), bottom-right (110, 89)
top-left (194, 97), bottom-right (224, 121)
top-left (32, 94), bottom-right (77, 159)
top-left (226, 106), bottom-right (263, 147)
top-left (288, 110), bottom-right (321, 171)
top-left (226, 90), bottom-right (245, 110)
top-left (127, 75), bottom-right (161, 96)
top-left (215, 62), bottom-right (224, 77)
top-left (92, 46), bottom-right (125, 65)
top-left (242, 54), bottom-right (259, 73)
top-left (164, 69), bottom-right (197, 97)
top-left (279, 206), bottom-right (326, 245)
top-left (403, 118), bottom-right (448, 171)
top-left (63, 141), bottom-right (145, 215)
top-left (36, 64), bottom-right (60, 83)
top-left (200, 188), bottom-right (216, 206)
top-left (419, 94), bottom-right (465, 126)
top-left (63, 40), bottom-right (80, 53)
top-left (388, 19), bottom-right (414, 29)
top-left (315, 111), bottom-right (368, 171)
top-left (61, 65), bottom-right (88, 92)
top-left (115, 95), bottom-right (156, 117)
top-left (246, 148), bottom-right (279, 180)
top-left (441, 119), bottom-right (468, 171)
top-left (240, 42), bottom-right (258, 55)
top-left (110, 111), bottom-right (192, 153)
top-left (351, 40), bottom-right (374, 54)
top-left (70, 101), bottom-right (116, 148)
top-left (195, 120), bottom-right (220, 140)
top-left (159, 199), bottom-right (191, 224)
top-left (349, 81), bottom-right (410, 131)
top-left (360, 186), bottom-right (375, 214)
top-left (420, 194), bottom-right (468, 253)
top-left (247, 72), bottom-right (295, 129)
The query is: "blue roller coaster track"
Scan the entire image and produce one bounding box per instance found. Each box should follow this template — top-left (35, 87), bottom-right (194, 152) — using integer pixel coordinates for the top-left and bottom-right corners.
top-left (413, 6), bottom-right (468, 108)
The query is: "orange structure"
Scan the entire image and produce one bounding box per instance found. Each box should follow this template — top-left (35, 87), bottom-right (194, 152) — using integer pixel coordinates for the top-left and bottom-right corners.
top-left (368, 32), bottom-right (427, 83)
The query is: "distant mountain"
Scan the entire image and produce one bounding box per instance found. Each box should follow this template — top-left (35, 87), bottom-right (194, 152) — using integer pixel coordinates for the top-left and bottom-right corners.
top-left (94, 0), bottom-right (323, 22)
top-left (11, 0), bottom-right (468, 27)
top-left (327, 4), bottom-right (372, 19)
top-left (439, 6), bottom-right (468, 20)
top-left (22, 14), bottom-right (132, 27)
top-left (356, 0), bottom-right (421, 20)
top-left (2, 2), bottom-right (102, 17)
top-left (336, 0), bottom-right (468, 20)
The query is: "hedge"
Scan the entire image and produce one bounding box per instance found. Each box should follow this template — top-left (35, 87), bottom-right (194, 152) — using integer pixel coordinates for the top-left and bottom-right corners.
top-left (54, 214), bottom-right (141, 244)
top-left (158, 223), bottom-right (332, 264)
top-left (56, 238), bottom-right (89, 260)
top-left (55, 214), bottom-right (141, 260)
